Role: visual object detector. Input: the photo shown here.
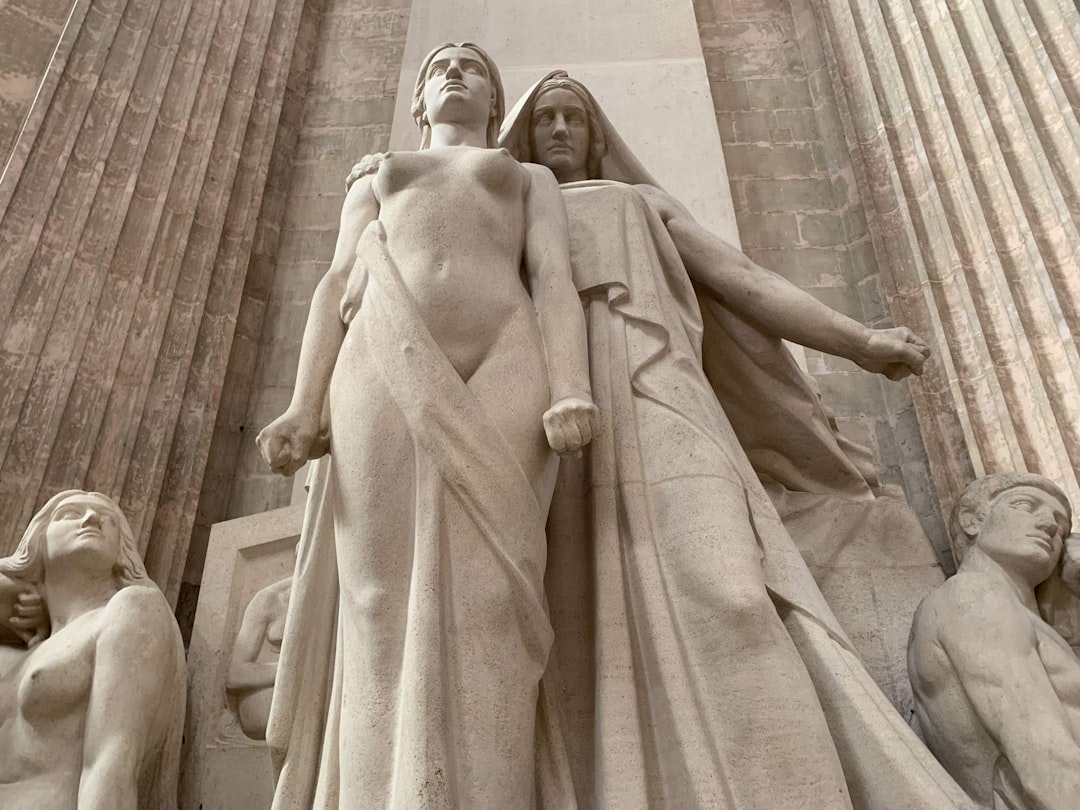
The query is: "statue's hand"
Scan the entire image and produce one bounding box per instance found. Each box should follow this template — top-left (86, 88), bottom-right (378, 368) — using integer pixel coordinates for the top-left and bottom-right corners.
top-left (345, 153), bottom-right (387, 191)
top-left (256, 409), bottom-right (329, 477)
top-left (0, 574), bottom-right (48, 647)
top-left (1062, 533), bottom-right (1080, 597)
top-left (543, 396), bottom-right (600, 457)
top-left (855, 326), bottom-right (930, 381)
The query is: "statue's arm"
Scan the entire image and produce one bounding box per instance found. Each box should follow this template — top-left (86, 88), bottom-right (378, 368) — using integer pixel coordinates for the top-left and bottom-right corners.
top-left (257, 176), bottom-right (379, 476)
top-left (227, 590), bottom-right (278, 691)
top-left (78, 588), bottom-right (182, 810)
top-left (938, 587), bottom-right (1080, 809)
top-left (640, 184), bottom-right (929, 380)
top-left (522, 164), bottom-right (598, 454)
top-left (0, 572), bottom-right (46, 648)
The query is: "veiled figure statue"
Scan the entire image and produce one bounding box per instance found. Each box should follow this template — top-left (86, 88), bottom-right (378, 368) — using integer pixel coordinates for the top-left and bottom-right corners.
top-left (257, 45), bottom-right (596, 809)
top-left (0, 490), bottom-right (185, 810)
top-left (909, 473), bottom-right (1080, 809)
top-left (495, 72), bottom-right (977, 809)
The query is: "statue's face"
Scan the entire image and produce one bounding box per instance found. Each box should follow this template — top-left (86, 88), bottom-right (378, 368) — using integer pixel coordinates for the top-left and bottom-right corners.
top-left (422, 46), bottom-right (493, 130)
top-left (530, 87), bottom-right (591, 183)
top-left (44, 494), bottom-right (122, 571)
top-left (976, 486), bottom-right (1070, 581)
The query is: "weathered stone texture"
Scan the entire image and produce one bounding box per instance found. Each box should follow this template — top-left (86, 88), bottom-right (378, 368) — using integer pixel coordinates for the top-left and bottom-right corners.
top-left (0, 0), bottom-right (74, 166)
top-left (186, 0), bottom-right (410, 593)
top-left (0, 0), bottom-right (309, 603)
top-left (694, 0), bottom-right (949, 563)
top-left (808, 0), bottom-right (1080, 546)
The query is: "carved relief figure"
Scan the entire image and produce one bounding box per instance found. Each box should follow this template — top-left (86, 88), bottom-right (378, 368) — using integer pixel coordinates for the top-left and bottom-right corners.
top-left (257, 45), bottom-right (596, 808)
top-left (494, 72), bottom-right (976, 809)
top-left (908, 473), bottom-right (1080, 809)
top-left (0, 490), bottom-right (185, 810)
top-left (227, 575), bottom-right (291, 741)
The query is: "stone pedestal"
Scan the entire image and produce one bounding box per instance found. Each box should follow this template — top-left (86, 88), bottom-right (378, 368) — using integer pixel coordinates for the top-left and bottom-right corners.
top-left (180, 504), bottom-right (303, 810)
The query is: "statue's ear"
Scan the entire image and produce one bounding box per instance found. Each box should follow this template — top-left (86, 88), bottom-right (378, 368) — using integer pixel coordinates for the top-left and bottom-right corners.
top-left (955, 503), bottom-right (983, 539)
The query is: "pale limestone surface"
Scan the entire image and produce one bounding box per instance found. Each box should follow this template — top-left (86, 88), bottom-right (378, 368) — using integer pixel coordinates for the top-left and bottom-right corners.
top-left (909, 474), bottom-right (1080, 809)
top-left (0, 490), bottom-right (185, 810)
top-left (496, 72), bottom-right (974, 810)
top-left (386, 0), bottom-right (739, 243)
top-left (227, 574), bottom-right (291, 741)
top-left (258, 45), bottom-right (596, 809)
top-left (180, 504), bottom-right (302, 810)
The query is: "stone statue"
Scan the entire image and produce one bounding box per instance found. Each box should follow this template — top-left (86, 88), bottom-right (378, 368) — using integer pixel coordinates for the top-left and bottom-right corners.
top-left (488, 71), bottom-right (977, 809)
top-left (256, 44), bottom-right (597, 808)
top-left (908, 473), bottom-right (1080, 809)
top-left (0, 489), bottom-right (185, 810)
top-left (227, 575), bottom-right (291, 741)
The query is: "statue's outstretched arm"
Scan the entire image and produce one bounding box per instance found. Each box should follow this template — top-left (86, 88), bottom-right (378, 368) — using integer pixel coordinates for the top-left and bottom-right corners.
top-left (257, 175), bottom-right (379, 477)
top-left (639, 184), bottom-right (930, 380)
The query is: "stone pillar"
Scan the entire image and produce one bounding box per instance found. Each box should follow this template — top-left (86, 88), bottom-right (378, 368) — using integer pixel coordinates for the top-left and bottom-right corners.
top-left (808, 0), bottom-right (1080, 539)
top-left (0, 0), bottom-right (309, 603)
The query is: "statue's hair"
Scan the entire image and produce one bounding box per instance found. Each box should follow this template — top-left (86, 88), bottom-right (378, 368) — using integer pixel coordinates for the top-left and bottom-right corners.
top-left (0, 489), bottom-right (151, 589)
top-left (530, 73), bottom-right (607, 180)
top-left (411, 42), bottom-right (504, 149)
top-left (950, 472), bottom-right (1071, 563)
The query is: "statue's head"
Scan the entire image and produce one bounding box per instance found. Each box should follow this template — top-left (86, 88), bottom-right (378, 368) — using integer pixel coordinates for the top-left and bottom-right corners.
top-left (527, 73), bottom-right (605, 183)
top-left (411, 42), bottom-right (504, 149)
top-left (0, 490), bottom-right (151, 589)
top-left (951, 473), bottom-right (1071, 582)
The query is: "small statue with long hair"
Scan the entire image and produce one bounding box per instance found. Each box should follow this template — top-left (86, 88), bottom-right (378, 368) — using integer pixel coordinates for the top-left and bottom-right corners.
top-left (0, 490), bottom-right (185, 810)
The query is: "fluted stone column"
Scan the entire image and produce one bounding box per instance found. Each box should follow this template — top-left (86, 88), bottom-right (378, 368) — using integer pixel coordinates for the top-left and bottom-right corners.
top-left (810, 0), bottom-right (1080, 540)
top-left (0, 0), bottom-right (309, 603)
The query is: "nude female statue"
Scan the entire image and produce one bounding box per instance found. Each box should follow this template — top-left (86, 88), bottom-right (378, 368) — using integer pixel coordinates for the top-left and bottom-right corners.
top-left (226, 575), bottom-right (291, 741)
top-left (257, 45), bottom-right (596, 808)
top-left (0, 490), bottom-right (185, 810)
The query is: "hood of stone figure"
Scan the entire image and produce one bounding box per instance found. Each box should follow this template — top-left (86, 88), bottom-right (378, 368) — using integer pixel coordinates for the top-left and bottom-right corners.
top-left (498, 69), bottom-right (659, 188)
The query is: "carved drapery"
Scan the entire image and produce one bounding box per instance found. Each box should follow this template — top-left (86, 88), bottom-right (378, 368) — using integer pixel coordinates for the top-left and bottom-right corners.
top-left (0, 0), bottom-right (308, 603)
top-left (810, 0), bottom-right (1080, 527)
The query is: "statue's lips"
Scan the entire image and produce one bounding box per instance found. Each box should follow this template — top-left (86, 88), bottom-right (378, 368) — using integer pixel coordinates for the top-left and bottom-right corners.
top-left (441, 82), bottom-right (467, 93)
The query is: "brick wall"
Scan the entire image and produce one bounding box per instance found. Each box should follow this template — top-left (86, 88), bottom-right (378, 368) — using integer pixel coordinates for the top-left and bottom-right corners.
top-left (694, 0), bottom-right (949, 564)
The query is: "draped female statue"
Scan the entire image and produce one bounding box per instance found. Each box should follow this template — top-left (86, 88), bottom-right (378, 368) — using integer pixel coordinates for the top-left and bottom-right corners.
top-left (257, 46), bottom-right (596, 809)
top-left (496, 71), bottom-right (976, 810)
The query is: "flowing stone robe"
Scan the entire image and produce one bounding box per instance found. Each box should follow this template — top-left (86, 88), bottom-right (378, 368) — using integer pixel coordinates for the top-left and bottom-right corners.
top-left (266, 224), bottom-right (554, 809)
top-left (503, 74), bottom-right (976, 810)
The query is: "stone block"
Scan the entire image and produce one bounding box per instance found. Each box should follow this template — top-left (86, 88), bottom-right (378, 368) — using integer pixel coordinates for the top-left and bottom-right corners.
top-left (817, 369), bottom-right (888, 417)
top-left (723, 142), bottom-right (817, 176)
top-left (798, 211), bottom-right (846, 246)
top-left (746, 245), bottom-right (847, 286)
top-left (708, 78), bottom-right (749, 111)
top-left (735, 210), bottom-right (799, 247)
top-left (745, 77), bottom-right (812, 110)
top-left (732, 109), bottom-right (773, 143)
top-left (717, 46), bottom-right (805, 81)
top-left (774, 108), bottom-right (820, 141)
top-left (180, 506), bottom-right (304, 810)
top-left (744, 176), bottom-right (836, 212)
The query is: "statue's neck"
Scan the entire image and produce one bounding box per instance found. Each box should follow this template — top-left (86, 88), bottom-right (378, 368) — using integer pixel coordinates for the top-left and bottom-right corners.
top-left (962, 548), bottom-right (1041, 614)
top-left (42, 564), bottom-right (118, 633)
top-left (427, 122), bottom-right (488, 149)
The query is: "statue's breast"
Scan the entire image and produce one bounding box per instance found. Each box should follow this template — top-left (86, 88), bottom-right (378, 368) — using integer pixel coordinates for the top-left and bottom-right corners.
top-left (17, 621), bottom-right (97, 723)
top-left (376, 147), bottom-right (520, 201)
